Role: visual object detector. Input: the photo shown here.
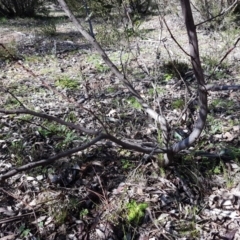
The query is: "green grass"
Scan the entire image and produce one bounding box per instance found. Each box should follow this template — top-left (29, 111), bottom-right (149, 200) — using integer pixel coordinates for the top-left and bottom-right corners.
top-left (86, 53), bottom-right (110, 73)
top-left (210, 98), bottom-right (234, 110)
top-left (126, 97), bottom-right (142, 110)
top-left (55, 76), bottom-right (80, 89)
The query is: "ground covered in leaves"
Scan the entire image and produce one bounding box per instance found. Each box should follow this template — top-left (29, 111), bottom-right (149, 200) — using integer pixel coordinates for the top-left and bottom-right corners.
top-left (0, 6), bottom-right (240, 240)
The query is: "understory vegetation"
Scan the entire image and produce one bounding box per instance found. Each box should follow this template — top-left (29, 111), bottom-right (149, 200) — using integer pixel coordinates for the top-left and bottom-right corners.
top-left (0, 0), bottom-right (240, 239)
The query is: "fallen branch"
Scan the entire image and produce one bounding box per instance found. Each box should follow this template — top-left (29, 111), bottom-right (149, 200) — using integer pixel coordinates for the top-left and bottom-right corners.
top-left (206, 84), bottom-right (240, 91)
top-left (0, 134), bottom-right (104, 182)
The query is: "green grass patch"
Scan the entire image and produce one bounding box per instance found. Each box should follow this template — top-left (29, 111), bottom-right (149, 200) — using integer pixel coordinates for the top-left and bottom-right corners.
top-left (55, 76), bottom-right (80, 89)
top-left (172, 99), bottom-right (185, 109)
top-left (126, 97), bottom-right (142, 110)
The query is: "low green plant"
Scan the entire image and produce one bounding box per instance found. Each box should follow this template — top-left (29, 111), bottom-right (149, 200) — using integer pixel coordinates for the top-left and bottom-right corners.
top-left (106, 87), bottom-right (115, 93)
top-left (38, 123), bottom-right (64, 137)
top-left (206, 115), bottom-right (223, 134)
top-left (19, 224), bottom-right (31, 238)
top-left (80, 208), bottom-right (89, 218)
top-left (126, 96), bottom-right (142, 110)
top-left (67, 112), bottom-right (78, 122)
top-left (56, 131), bottom-right (80, 149)
top-left (124, 17), bottom-right (143, 38)
top-left (4, 97), bottom-right (20, 109)
top-left (86, 54), bottom-right (110, 72)
top-left (0, 17), bottom-right (7, 23)
top-left (213, 165), bottom-right (221, 174)
top-left (121, 159), bottom-right (133, 169)
top-left (218, 147), bottom-right (240, 162)
top-left (55, 76), bottom-right (79, 89)
top-left (119, 149), bottom-right (131, 158)
top-left (126, 200), bottom-right (148, 225)
top-left (178, 221), bottom-right (199, 238)
top-left (210, 99), bottom-right (234, 110)
top-left (163, 73), bottom-right (173, 81)
top-left (172, 99), bottom-right (185, 109)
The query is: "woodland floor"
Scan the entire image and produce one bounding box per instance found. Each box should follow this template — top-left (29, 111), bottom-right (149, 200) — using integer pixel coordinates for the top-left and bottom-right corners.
top-left (0, 7), bottom-right (240, 240)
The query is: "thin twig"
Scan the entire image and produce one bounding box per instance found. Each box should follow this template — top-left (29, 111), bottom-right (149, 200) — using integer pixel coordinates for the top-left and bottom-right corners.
top-left (207, 37), bottom-right (240, 81)
top-left (195, 0), bottom-right (238, 27)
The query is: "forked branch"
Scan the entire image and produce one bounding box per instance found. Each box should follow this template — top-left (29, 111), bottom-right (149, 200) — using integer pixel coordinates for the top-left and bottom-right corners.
top-left (57, 0), bottom-right (171, 153)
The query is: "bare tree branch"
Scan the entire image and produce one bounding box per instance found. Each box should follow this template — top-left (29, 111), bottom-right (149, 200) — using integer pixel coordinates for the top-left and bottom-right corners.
top-left (194, 0), bottom-right (239, 27)
top-left (0, 131), bottom-right (168, 182)
top-left (162, 17), bottom-right (191, 57)
top-left (57, 0), bottom-right (171, 151)
top-left (0, 134), bottom-right (105, 182)
top-left (207, 37), bottom-right (240, 81)
top-left (0, 108), bottom-right (99, 135)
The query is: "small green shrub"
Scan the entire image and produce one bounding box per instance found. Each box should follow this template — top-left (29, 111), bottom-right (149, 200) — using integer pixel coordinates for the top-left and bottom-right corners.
top-left (148, 87), bottom-right (165, 96)
top-left (80, 208), bottom-right (89, 218)
top-left (126, 200), bottom-right (148, 225)
top-left (210, 99), bottom-right (234, 109)
top-left (121, 159), bottom-right (134, 169)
